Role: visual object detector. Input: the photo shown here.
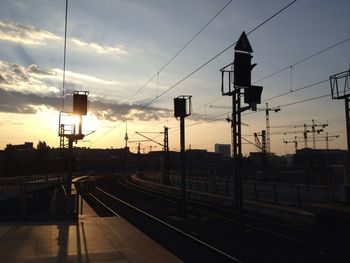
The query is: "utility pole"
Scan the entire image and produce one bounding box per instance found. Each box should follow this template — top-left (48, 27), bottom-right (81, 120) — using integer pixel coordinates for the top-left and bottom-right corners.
top-left (174, 95), bottom-right (192, 217)
top-left (220, 32), bottom-right (263, 232)
top-left (265, 103), bottom-right (280, 153)
top-left (134, 128), bottom-right (169, 184)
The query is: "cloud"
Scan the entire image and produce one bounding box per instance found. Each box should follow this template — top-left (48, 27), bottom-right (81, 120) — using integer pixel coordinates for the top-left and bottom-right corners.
top-left (0, 87), bottom-right (172, 122)
top-left (0, 19), bottom-right (60, 46)
top-left (51, 69), bottom-right (120, 86)
top-left (0, 60), bottom-right (59, 95)
top-left (0, 60), bottom-right (178, 122)
top-left (0, 60), bottom-right (122, 96)
top-left (0, 19), bottom-right (126, 56)
top-left (0, 88), bottom-right (60, 114)
top-left (70, 38), bottom-right (126, 55)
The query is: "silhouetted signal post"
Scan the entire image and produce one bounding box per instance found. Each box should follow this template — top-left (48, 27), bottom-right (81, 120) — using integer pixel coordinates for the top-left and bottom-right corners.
top-left (174, 95), bottom-right (192, 217)
top-left (220, 32), bottom-right (263, 232)
top-left (330, 69), bottom-right (350, 181)
top-left (59, 91), bottom-right (89, 196)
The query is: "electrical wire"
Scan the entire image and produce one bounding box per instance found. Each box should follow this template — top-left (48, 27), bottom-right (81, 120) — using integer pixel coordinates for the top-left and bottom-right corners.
top-left (180, 92), bottom-right (333, 132)
top-left (124, 0), bottom-right (233, 103)
top-left (91, 0), bottom-right (298, 144)
top-left (136, 0), bottom-right (298, 115)
top-left (262, 79), bottom-right (329, 102)
top-left (61, 0), bottom-right (69, 111)
top-left (194, 35), bottom-right (350, 112)
top-left (253, 36), bottom-right (350, 84)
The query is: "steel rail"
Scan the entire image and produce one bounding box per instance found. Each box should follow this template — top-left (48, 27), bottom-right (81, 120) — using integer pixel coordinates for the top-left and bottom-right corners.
top-left (94, 186), bottom-right (242, 263)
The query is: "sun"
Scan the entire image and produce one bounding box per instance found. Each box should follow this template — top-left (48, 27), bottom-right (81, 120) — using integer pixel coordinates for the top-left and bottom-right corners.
top-left (81, 113), bottom-right (99, 135)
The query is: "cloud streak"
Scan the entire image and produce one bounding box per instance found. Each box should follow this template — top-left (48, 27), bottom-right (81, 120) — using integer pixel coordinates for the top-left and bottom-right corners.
top-left (0, 87), bottom-right (172, 122)
top-left (0, 60), bottom-right (59, 95)
top-left (0, 19), bottom-right (60, 46)
top-left (0, 19), bottom-right (126, 56)
top-left (0, 60), bottom-right (121, 96)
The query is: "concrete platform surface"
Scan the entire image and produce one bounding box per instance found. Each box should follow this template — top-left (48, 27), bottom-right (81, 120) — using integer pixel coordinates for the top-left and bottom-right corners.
top-left (0, 213), bottom-right (182, 263)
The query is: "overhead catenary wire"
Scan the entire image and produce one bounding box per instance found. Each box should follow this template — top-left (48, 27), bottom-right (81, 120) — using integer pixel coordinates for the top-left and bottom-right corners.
top-left (61, 0), bottom-right (69, 111)
top-left (173, 92), bottom-right (333, 133)
top-left (262, 79), bottom-right (329, 102)
top-left (91, 0), bottom-right (298, 144)
top-left (194, 35), bottom-right (350, 113)
top-left (135, 0), bottom-right (298, 114)
top-left (143, 75), bottom-right (336, 141)
top-left (253, 36), bottom-right (350, 84)
top-left (124, 0), bottom-right (233, 104)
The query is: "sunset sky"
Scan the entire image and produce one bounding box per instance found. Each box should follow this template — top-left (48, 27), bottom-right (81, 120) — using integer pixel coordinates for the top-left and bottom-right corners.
top-left (0, 0), bottom-right (349, 155)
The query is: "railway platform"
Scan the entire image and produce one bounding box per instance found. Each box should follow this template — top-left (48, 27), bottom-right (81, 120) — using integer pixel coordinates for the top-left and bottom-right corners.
top-left (0, 196), bottom-right (182, 263)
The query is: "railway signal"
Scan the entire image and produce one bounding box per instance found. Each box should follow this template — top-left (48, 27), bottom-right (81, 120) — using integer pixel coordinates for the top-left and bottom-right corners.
top-left (174, 95), bottom-right (192, 217)
top-left (59, 91), bottom-right (89, 200)
top-left (219, 31), bottom-right (263, 232)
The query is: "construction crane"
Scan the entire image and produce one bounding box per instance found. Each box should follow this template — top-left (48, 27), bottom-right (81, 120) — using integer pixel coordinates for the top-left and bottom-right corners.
top-left (283, 136), bottom-right (298, 152)
top-left (272, 119), bottom-right (328, 149)
top-left (265, 103), bottom-right (280, 153)
top-left (283, 134), bottom-right (339, 151)
top-left (210, 103), bottom-right (280, 153)
top-left (254, 130), bottom-right (266, 153)
top-left (315, 133), bottom-right (339, 149)
top-left (254, 132), bottom-right (261, 151)
top-left (311, 119), bottom-right (328, 149)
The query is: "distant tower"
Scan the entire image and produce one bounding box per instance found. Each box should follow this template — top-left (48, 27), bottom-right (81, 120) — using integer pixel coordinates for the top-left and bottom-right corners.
top-left (124, 122), bottom-right (129, 148)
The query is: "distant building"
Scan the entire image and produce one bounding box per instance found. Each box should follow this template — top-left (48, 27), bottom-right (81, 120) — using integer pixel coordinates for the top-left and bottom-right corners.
top-left (214, 144), bottom-right (231, 159)
top-left (5, 142), bottom-right (33, 151)
top-left (294, 148), bottom-right (347, 166)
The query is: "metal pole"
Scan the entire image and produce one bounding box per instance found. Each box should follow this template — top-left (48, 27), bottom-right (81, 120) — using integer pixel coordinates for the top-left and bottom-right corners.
top-left (233, 89), bottom-right (244, 231)
top-left (164, 127), bottom-right (169, 184)
top-left (266, 103), bottom-right (271, 153)
top-left (137, 143), bottom-right (141, 174)
top-left (345, 96), bottom-right (350, 182)
top-left (180, 116), bottom-right (186, 216)
top-left (312, 119), bottom-right (316, 149)
top-left (67, 137), bottom-right (73, 196)
top-left (80, 193), bottom-right (83, 215)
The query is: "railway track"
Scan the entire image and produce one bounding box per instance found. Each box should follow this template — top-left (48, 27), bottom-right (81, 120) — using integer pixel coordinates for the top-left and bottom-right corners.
top-left (87, 187), bottom-right (241, 263)
top-left (85, 175), bottom-right (350, 262)
top-left (122, 175), bottom-right (350, 258)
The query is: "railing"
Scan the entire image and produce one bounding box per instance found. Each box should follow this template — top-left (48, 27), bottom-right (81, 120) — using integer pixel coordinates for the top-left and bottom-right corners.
top-left (0, 174), bottom-right (63, 186)
top-left (143, 172), bottom-right (337, 207)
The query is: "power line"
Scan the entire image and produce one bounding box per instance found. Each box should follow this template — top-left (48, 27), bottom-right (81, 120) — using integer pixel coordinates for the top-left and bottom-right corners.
top-left (157, 78), bottom-right (333, 136)
top-left (194, 35), bottom-right (350, 112)
top-left (207, 78), bottom-right (329, 111)
top-left (262, 79), bottom-right (328, 102)
top-left (253, 36), bottom-right (350, 84)
top-left (182, 93), bottom-right (333, 132)
top-left (277, 93), bottom-right (331, 108)
top-left (136, 0), bottom-right (298, 114)
top-left (124, 0), bottom-right (233, 103)
top-left (61, 0), bottom-right (69, 111)
top-left (91, 0), bottom-right (298, 144)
